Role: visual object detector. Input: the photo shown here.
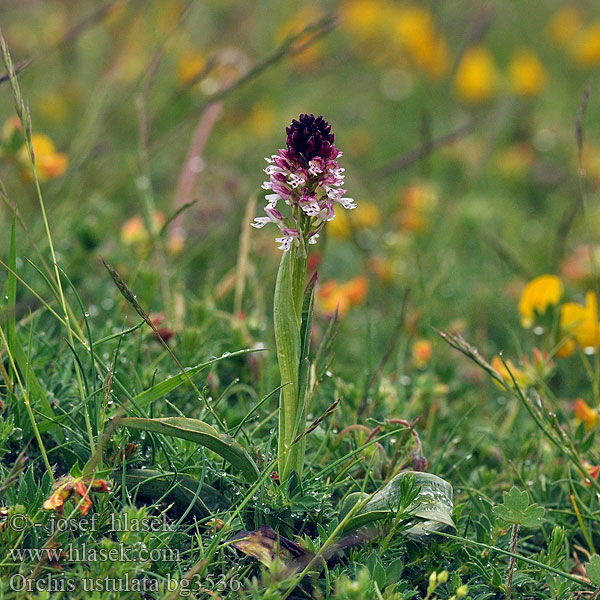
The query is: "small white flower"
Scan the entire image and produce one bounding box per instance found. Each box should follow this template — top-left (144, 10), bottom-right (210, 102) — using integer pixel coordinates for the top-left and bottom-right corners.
top-left (338, 197), bottom-right (357, 210)
top-left (251, 217), bottom-right (270, 229)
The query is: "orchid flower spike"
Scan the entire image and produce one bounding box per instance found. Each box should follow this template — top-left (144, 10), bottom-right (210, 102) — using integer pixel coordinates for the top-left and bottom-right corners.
top-left (253, 113), bottom-right (355, 252)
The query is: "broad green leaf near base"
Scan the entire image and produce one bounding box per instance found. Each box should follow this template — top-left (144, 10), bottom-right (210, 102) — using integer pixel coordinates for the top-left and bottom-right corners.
top-left (124, 468), bottom-right (229, 517)
top-left (340, 471), bottom-right (455, 539)
top-left (117, 417), bottom-right (260, 481)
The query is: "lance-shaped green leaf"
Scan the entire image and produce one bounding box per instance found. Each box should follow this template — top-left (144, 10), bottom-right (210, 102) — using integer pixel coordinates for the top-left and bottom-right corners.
top-left (124, 469), bottom-right (229, 517)
top-left (340, 471), bottom-right (455, 538)
top-left (133, 348), bottom-right (257, 409)
top-left (274, 249), bottom-right (302, 481)
top-left (117, 417), bottom-right (260, 481)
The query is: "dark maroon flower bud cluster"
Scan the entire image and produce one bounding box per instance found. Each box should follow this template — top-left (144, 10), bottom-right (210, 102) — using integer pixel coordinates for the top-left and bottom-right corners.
top-left (286, 114), bottom-right (336, 164)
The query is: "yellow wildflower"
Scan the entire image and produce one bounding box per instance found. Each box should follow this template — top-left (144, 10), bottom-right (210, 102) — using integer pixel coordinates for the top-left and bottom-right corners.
top-left (18, 134), bottom-right (68, 182)
top-left (121, 215), bottom-right (147, 246)
top-left (495, 143), bottom-right (535, 181)
top-left (575, 398), bottom-right (598, 431)
top-left (247, 104), bottom-right (276, 139)
top-left (329, 201), bottom-right (381, 238)
top-left (547, 5), bottom-right (582, 46)
top-left (491, 356), bottom-right (532, 389)
top-left (570, 21), bottom-right (600, 67)
top-left (518, 275), bottom-right (563, 328)
top-left (560, 291), bottom-right (600, 348)
top-left (392, 5), bottom-right (450, 78)
top-left (508, 49), bottom-right (547, 96)
top-left (177, 50), bottom-right (206, 86)
top-left (341, 0), bottom-right (388, 41)
top-left (454, 46), bottom-right (497, 104)
top-left (37, 90), bottom-right (69, 123)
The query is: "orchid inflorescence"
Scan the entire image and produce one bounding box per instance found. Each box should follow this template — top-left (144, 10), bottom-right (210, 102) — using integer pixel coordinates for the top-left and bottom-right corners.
top-left (253, 113), bottom-right (355, 252)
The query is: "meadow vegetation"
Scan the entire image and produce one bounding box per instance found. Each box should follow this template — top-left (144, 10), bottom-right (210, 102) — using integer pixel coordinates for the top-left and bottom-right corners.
top-left (2, 1), bottom-right (600, 598)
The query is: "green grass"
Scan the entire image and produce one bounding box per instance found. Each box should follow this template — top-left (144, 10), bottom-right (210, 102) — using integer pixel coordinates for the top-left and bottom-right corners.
top-left (2, 1), bottom-right (600, 598)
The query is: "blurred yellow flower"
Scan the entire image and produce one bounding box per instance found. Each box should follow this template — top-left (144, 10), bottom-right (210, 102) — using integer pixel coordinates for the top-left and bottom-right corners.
top-left (495, 143), bottom-right (535, 180)
top-left (508, 49), bottom-right (547, 96)
top-left (121, 212), bottom-right (166, 248)
top-left (518, 275), bottom-right (563, 328)
top-left (368, 256), bottom-right (395, 285)
top-left (341, 0), bottom-right (388, 41)
top-left (317, 276), bottom-right (369, 317)
top-left (412, 339), bottom-right (432, 368)
top-left (121, 215), bottom-right (147, 246)
top-left (454, 46), bottom-right (497, 104)
top-left (392, 5), bottom-right (450, 78)
top-left (167, 228), bottom-right (185, 255)
top-left (276, 7), bottom-right (324, 71)
top-left (329, 201), bottom-right (381, 238)
top-left (570, 21), bottom-right (600, 67)
top-left (18, 134), bottom-right (68, 182)
top-left (491, 355), bottom-right (532, 388)
top-left (37, 91), bottom-right (69, 124)
top-left (247, 104), bottom-right (276, 139)
top-left (398, 183), bottom-right (438, 233)
top-left (177, 50), bottom-right (206, 86)
top-left (547, 5), bottom-right (582, 46)
top-left (575, 398), bottom-right (598, 430)
top-left (560, 291), bottom-right (600, 349)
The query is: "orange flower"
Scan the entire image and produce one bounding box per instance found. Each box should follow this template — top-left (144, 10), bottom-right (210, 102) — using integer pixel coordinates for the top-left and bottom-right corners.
top-left (495, 143), bottom-right (535, 181)
top-left (177, 50), bottom-right (206, 86)
top-left (317, 276), bottom-right (368, 317)
top-left (17, 134), bottom-right (68, 181)
top-left (575, 398), bottom-right (598, 431)
top-left (43, 476), bottom-right (111, 516)
top-left (398, 183), bottom-right (438, 233)
top-left (582, 461), bottom-right (600, 486)
top-left (412, 339), bottom-right (432, 368)
top-left (121, 212), bottom-right (165, 248)
top-left (560, 244), bottom-right (600, 284)
top-left (42, 479), bottom-right (74, 513)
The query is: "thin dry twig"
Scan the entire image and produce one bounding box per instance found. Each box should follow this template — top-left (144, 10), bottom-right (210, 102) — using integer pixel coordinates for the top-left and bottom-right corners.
top-left (293, 399), bottom-right (340, 445)
top-left (378, 121), bottom-right (475, 177)
top-left (151, 15), bottom-right (336, 149)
